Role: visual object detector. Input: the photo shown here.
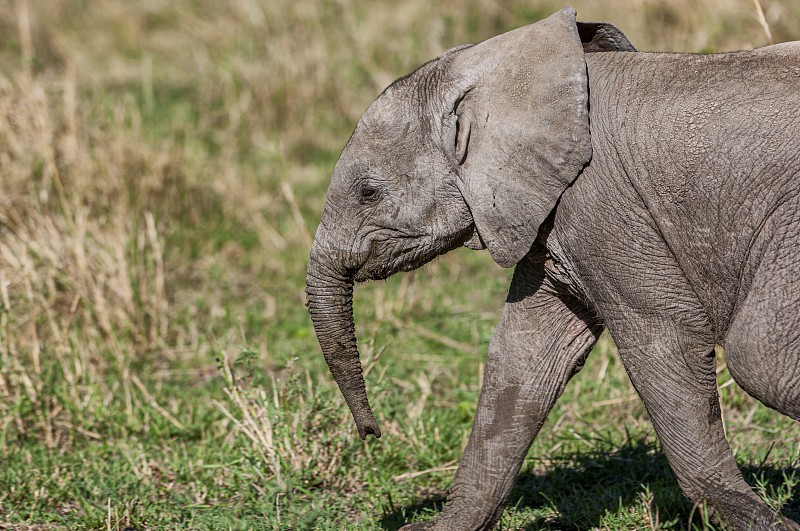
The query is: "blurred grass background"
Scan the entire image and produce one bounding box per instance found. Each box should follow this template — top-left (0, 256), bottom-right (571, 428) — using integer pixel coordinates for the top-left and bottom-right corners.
top-left (0, 0), bottom-right (798, 529)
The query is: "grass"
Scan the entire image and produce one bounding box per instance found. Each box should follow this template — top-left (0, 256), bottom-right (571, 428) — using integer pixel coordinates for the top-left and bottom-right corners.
top-left (0, 0), bottom-right (799, 529)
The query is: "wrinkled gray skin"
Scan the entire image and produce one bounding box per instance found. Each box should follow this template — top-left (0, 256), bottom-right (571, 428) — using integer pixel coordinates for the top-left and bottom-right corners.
top-left (305, 7), bottom-right (800, 530)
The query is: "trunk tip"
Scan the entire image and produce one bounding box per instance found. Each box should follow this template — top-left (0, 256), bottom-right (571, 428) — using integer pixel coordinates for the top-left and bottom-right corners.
top-left (356, 416), bottom-right (381, 440)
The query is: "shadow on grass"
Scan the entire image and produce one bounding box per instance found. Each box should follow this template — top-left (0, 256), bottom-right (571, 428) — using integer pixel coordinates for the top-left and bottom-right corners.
top-left (379, 438), bottom-right (800, 530)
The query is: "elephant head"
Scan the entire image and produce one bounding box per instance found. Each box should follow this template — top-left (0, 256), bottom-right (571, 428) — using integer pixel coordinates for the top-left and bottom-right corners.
top-left (305, 8), bottom-right (634, 439)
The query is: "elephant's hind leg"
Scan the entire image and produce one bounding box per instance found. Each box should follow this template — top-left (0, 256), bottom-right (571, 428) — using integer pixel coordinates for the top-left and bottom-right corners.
top-left (724, 236), bottom-right (800, 421)
top-left (611, 317), bottom-right (798, 530)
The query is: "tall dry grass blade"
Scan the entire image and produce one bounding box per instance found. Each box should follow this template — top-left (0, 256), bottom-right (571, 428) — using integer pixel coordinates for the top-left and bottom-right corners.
top-left (0, 272), bottom-right (9, 407)
top-left (753, 0), bottom-right (774, 45)
top-left (130, 374), bottom-right (185, 431)
top-left (0, 271), bottom-right (9, 312)
top-left (15, 0), bottom-right (33, 68)
top-left (145, 211), bottom-right (168, 341)
top-left (281, 181), bottom-right (313, 248)
top-left (388, 313), bottom-right (480, 355)
top-left (393, 459), bottom-right (458, 482)
top-left (214, 349), bottom-right (284, 488)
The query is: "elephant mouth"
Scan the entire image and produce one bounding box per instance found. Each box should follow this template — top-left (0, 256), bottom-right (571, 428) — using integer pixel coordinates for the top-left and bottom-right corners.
top-left (352, 225), bottom-right (475, 283)
top-left (353, 254), bottom-right (410, 283)
top-left (351, 233), bottom-right (425, 283)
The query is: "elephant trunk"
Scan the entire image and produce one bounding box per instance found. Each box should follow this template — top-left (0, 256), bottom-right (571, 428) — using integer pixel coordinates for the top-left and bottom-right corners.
top-left (306, 246), bottom-right (380, 440)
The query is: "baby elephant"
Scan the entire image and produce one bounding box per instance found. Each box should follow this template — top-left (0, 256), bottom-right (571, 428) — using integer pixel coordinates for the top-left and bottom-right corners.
top-left (305, 7), bottom-right (800, 530)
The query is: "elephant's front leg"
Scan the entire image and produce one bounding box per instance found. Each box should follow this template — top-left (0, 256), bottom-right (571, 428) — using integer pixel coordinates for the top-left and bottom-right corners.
top-left (402, 258), bottom-right (602, 530)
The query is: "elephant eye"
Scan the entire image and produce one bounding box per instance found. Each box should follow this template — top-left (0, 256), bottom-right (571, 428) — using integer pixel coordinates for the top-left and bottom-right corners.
top-left (359, 184), bottom-right (378, 204)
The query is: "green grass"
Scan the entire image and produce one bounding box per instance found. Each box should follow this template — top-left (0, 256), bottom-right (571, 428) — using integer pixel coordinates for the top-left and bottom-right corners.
top-left (1, 0), bottom-right (799, 529)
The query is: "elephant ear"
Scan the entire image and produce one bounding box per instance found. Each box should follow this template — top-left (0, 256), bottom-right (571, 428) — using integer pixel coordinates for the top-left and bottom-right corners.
top-left (445, 7), bottom-right (592, 267)
top-left (576, 21), bottom-right (637, 52)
